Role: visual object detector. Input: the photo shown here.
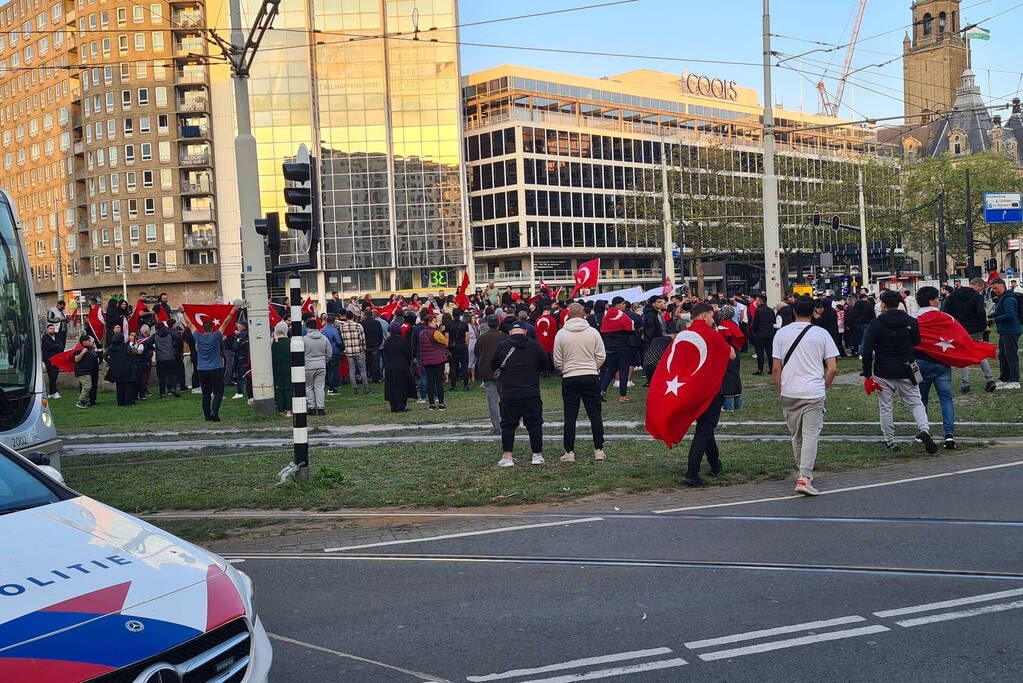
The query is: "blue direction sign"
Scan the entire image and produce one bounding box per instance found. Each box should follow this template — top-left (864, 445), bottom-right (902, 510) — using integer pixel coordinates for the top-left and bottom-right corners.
top-left (983, 192), bottom-right (1023, 223)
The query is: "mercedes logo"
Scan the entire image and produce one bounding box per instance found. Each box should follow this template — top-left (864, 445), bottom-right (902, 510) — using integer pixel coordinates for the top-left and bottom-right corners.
top-left (124, 619), bottom-right (145, 633)
top-left (133, 664), bottom-right (182, 683)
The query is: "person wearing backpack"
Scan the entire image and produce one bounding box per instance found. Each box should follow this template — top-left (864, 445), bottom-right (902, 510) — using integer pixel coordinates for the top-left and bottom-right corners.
top-left (990, 278), bottom-right (1022, 389)
top-left (861, 290), bottom-right (937, 454)
top-left (772, 296), bottom-right (839, 496)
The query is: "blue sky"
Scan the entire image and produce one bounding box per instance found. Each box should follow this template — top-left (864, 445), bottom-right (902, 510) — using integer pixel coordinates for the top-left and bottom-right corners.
top-left (458, 0), bottom-right (1023, 122)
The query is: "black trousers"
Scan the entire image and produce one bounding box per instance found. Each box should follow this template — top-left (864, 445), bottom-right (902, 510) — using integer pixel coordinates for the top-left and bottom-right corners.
top-left (156, 359), bottom-right (175, 395)
top-left (449, 347), bottom-right (469, 388)
top-left (501, 396), bottom-right (543, 453)
top-left (424, 363), bottom-right (445, 405)
top-left (600, 348), bottom-right (631, 396)
top-left (999, 333), bottom-right (1020, 382)
top-left (686, 394), bottom-right (723, 477)
top-left (199, 368), bottom-right (225, 419)
top-left (562, 374), bottom-right (604, 452)
top-left (366, 348), bottom-right (381, 382)
top-left (116, 381), bottom-right (136, 406)
top-left (45, 363), bottom-right (59, 395)
top-left (88, 370), bottom-right (98, 405)
top-left (752, 337), bottom-right (772, 373)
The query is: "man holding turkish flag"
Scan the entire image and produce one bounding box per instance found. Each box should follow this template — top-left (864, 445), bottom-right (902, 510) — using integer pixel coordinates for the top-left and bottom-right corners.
top-left (646, 303), bottom-right (733, 483)
top-left (455, 271), bottom-right (471, 310)
top-left (181, 304), bottom-right (239, 333)
top-left (913, 286), bottom-right (996, 449)
top-left (535, 305), bottom-right (558, 355)
top-left (569, 259), bottom-right (599, 298)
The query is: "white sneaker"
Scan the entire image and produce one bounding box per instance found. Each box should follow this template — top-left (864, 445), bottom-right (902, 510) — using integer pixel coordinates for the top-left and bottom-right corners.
top-left (50, 392), bottom-right (61, 399)
top-left (531, 453), bottom-right (545, 465)
top-left (232, 393), bottom-right (244, 399)
top-left (995, 381), bottom-right (1010, 389)
top-left (496, 457), bottom-right (514, 467)
top-left (594, 449), bottom-right (606, 461)
top-left (626, 381), bottom-right (635, 388)
top-left (560, 451), bottom-right (575, 463)
top-left (247, 398), bottom-right (254, 405)
top-left (417, 399), bottom-right (427, 404)
top-left (795, 477), bottom-right (820, 496)
top-left (192, 388), bottom-right (202, 394)
top-left (1005, 382), bottom-right (1022, 390)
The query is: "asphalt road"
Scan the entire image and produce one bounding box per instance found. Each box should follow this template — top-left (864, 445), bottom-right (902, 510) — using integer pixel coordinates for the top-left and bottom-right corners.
top-left (230, 462), bottom-right (1023, 682)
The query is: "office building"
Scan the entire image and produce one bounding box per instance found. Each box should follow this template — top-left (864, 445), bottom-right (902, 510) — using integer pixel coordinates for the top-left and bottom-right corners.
top-left (0, 0), bottom-right (222, 307)
top-left (462, 65), bottom-right (898, 294)
top-left (211, 0), bottom-right (466, 300)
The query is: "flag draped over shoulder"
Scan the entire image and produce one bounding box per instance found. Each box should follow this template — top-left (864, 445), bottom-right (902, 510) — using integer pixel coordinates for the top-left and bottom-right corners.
top-left (915, 309), bottom-right (996, 367)
top-left (599, 308), bottom-right (634, 333)
top-left (646, 319), bottom-right (731, 448)
top-left (181, 304), bottom-right (238, 332)
top-left (717, 319), bottom-right (746, 350)
top-left (127, 298), bottom-right (147, 333)
top-left (535, 314), bottom-right (557, 353)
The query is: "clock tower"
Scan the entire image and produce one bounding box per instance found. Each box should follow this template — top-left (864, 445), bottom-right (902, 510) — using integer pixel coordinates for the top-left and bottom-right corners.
top-left (902, 0), bottom-right (971, 123)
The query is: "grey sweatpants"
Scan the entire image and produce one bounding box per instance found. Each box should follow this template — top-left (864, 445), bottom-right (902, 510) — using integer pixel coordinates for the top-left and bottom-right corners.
top-left (874, 376), bottom-right (929, 442)
top-left (960, 331), bottom-right (994, 387)
top-left (779, 396), bottom-right (825, 480)
top-left (305, 367), bottom-right (326, 409)
top-left (484, 380), bottom-right (502, 433)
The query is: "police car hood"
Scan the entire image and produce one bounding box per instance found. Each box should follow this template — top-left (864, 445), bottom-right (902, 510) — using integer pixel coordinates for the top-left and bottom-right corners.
top-left (0, 496), bottom-right (245, 679)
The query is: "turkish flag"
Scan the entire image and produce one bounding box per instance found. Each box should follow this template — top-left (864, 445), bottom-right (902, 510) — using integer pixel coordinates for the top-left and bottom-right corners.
top-left (156, 307), bottom-right (170, 323)
top-left (455, 271), bottom-right (471, 310)
top-left (182, 304), bottom-right (238, 332)
top-left (86, 306), bottom-right (104, 343)
top-left (49, 344), bottom-right (83, 373)
top-left (559, 308), bottom-right (571, 326)
top-left (645, 319), bottom-right (731, 448)
top-left (717, 319), bottom-right (746, 350)
top-left (127, 298), bottom-right (147, 333)
top-left (662, 277), bottom-right (674, 296)
top-left (268, 302), bottom-right (284, 328)
top-left (569, 259), bottom-right (600, 298)
top-left (535, 314), bottom-right (557, 353)
top-left (915, 309), bottom-right (997, 367)
top-left (302, 297), bottom-right (316, 315)
top-left (600, 307), bottom-right (634, 334)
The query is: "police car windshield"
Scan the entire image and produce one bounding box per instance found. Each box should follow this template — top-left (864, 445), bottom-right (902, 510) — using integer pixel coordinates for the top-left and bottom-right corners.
top-left (0, 451), bottom-right (60, 514)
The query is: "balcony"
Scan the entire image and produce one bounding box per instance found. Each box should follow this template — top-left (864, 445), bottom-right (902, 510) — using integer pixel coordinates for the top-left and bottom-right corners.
top-left (171, 12), bottom-right (204, 28)
top-left (181, 207), bottom-right (214, 222)
top-left (184, 233), bottom-right (216, 249)
top-left (181, 178), bottom-right (213, 194)
top-left (177, 96), bottom-right (209, 112)
top-left (73, 141), bottom-right (84, 155)
top-left (77, 243), bottom-right (92, 259)
top-left (179, 152), bottom-right (211, 167)
top-left (175, 69), bottom-right (207, 85)
top-left (179, 124), bottom-right (209, 139)
top-left (174, 39), bottom-right (205, 57)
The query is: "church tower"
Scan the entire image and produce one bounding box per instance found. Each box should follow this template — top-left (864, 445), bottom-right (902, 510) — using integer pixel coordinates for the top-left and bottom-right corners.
top-left (902, 0), bottom-right (971, 123)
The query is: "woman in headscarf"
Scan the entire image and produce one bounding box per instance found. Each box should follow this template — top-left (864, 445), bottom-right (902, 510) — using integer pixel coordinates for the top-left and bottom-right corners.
top-left (105, 324), bottom-right (137, 406)
top-left (271, 319), bottom-right (292, 415)
top-left (383, 320), bottom-right (415, 412)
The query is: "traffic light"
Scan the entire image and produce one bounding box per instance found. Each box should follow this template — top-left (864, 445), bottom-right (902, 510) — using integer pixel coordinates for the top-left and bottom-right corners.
top-left (254, 211), bottom-right (281, 267)
top-left (832, 215), bottom-right (841, 230)
top-left (812, 211), bottom-right (821, 227)
top-left (987, 257), bottom-right (998, 273)
top-left (277, 144), bottom-right (320, 272)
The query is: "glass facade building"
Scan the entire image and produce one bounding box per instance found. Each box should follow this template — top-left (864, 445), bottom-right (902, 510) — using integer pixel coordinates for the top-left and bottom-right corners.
top-left (216, 0), bottom-right (465, 297)
top-left (463, 66), bottom-right (898, 294)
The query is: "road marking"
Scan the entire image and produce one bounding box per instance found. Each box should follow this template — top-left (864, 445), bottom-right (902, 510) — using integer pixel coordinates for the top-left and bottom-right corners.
top-left (654, 460), bottom-right (1023, 513)
top-left (698, 625), bottom-right (890, 661)
top-left (875, 587), bottom-right (1023, 618)
top-left (684, 615), bottom-right (866, 649)
top-left (466, 648), bottom-right (673, 681)
top-left (516, 658), bottom-right (688, 682)
top-left (322, 518), bottom-right (603, 552)
top-left (894, 599), bottom-right (1023, 628)
top-left (268, 632), bottom-right (451, 682)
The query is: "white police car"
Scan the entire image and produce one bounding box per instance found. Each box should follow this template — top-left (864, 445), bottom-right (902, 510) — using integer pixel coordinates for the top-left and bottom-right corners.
top-left (0, 444), bottom-right (272, 682)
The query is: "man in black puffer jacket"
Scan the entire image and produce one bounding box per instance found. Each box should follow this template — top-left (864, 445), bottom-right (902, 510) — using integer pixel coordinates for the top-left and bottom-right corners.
top-left (492, 323), bottom-right (550, 467)
top-left (941, 277), bottom-right (995, 393)
top-left (861, 290), bottom-right (936, 454)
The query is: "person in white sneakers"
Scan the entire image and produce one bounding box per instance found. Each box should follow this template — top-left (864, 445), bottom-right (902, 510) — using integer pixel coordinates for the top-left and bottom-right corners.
top-left (492, 323), bottom-right (550, 467)
top-left (772, 296), bottom-right (839, 496)
top-left (553, 303), bottom-right (607, 463)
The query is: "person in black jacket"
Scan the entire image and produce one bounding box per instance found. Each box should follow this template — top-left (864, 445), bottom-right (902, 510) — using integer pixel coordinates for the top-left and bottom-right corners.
top-left (812, 297), bottom-right (846, 358)
top-left (847, 293), bottom-right (876, 355)
top-left (73, 334), bottom-right (100, 408)
top-left (41, 323), bottom-right (63, 398)
top-left (641, 296), bottom-right (668, 346)
top-left (361, 309), bottom-right (385, 384)
top-left (105, 326), bottom-right (138, 406)
top-left (941, 278), bottom-right (996, 393)
top-left (775, 294), bottom-right (796, 328)
top-left (493, 323), bottom-right (550, 467)
top-left (861, 290), bottom-right (936, 453)
top-left (749, 294), bottom-right (776, 374)
top-left (444, 309), bottom-right (470, 391)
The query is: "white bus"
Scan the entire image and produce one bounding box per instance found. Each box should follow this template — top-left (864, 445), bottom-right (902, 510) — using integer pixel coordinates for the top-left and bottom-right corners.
top-left (0, 189), bottom-right (61, 457)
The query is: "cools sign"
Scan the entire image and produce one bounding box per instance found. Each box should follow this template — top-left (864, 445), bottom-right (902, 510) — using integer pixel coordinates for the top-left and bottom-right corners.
top-left (681, 72), bottom-right (738, 101)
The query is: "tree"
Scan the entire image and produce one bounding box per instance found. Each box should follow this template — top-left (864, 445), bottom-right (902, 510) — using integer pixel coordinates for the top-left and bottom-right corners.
top-left (902, 152), bottom-right (1023, 272)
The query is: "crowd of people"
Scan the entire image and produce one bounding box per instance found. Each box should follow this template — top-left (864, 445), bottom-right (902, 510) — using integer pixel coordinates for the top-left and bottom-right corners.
top-left (38, 275), bottom-right (1021, 495)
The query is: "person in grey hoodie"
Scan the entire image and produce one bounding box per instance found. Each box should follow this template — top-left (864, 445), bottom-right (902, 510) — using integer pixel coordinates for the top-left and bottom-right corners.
top-left (553, 303), bottom-right (607, 462)
top-left (152, 322), bottom-right (180, 398)
top-left (303, 327), bottom-right (332, 415)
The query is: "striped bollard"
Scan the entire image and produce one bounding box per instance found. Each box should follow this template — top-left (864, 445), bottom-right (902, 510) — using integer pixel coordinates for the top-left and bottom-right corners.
top-left (276, 272), bottom-right (309, 484)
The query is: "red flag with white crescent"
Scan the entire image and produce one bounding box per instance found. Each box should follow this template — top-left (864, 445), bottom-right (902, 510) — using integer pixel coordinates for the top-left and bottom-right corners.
top-left (127, 298), bottom-right (147, 333)
top-left (662, 277), bottom-right (674, 297)
top-left (914, 308), bottom-right (997, 367)
top-left (302, 297), bottom-right (316, 315)
top-left (535, 314), bottom-right (557, 353)
top-left (87, 306), bottom-right (104, 343)
top-left (569, 259), bottom-right (600, 298)
top-left (181, 304), bottom-right (238, 332)
top-left (717, 319), bottom-right (746, 350)
top-left (268, 302), bottom-right (284, 328)
top-left (49, 344), bottom-right (83, 373)
top-left (645, 319), bottom-right (731, 448)
top-left (600, 308), bottom-right (634, 334)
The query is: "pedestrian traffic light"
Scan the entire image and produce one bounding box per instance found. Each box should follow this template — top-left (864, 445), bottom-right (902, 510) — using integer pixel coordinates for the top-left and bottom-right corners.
top-left (254, 211), bottom-right (281, 267)
top-left (832, 215), bottom-right (841, 230)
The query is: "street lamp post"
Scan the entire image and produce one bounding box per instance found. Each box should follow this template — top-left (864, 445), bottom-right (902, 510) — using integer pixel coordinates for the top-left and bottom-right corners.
top-left (761, 0), bottom-right (783, 305)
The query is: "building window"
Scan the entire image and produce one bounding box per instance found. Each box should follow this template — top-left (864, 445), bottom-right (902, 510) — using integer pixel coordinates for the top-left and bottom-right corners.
top-left (144, 197), bottom-right (155, 215)
top-left (141, 143), bottom-right (152, 161)
top-left (131, 252), bottom-right (141, 271)
top-left (147, 251), bottom-right (158, 269)
top-left (133, 6), bottom-right (144, 23)
top-left (922, 12), bottom-right (933, 37)
top-left (137, 88), bottom-right (149, 106)
top-left (145, 223), bottom-right (157, 241)
top-left (142, 169), bottom-right (153, 188)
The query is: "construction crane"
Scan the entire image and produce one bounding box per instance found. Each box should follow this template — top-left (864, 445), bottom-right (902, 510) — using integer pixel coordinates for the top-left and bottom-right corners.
top-left (817, 0), bottom-right (868, 118)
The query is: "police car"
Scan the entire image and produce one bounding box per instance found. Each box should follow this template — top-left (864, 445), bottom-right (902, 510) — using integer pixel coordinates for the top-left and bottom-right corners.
top-left (0, 444), bottom-right (272, 682)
